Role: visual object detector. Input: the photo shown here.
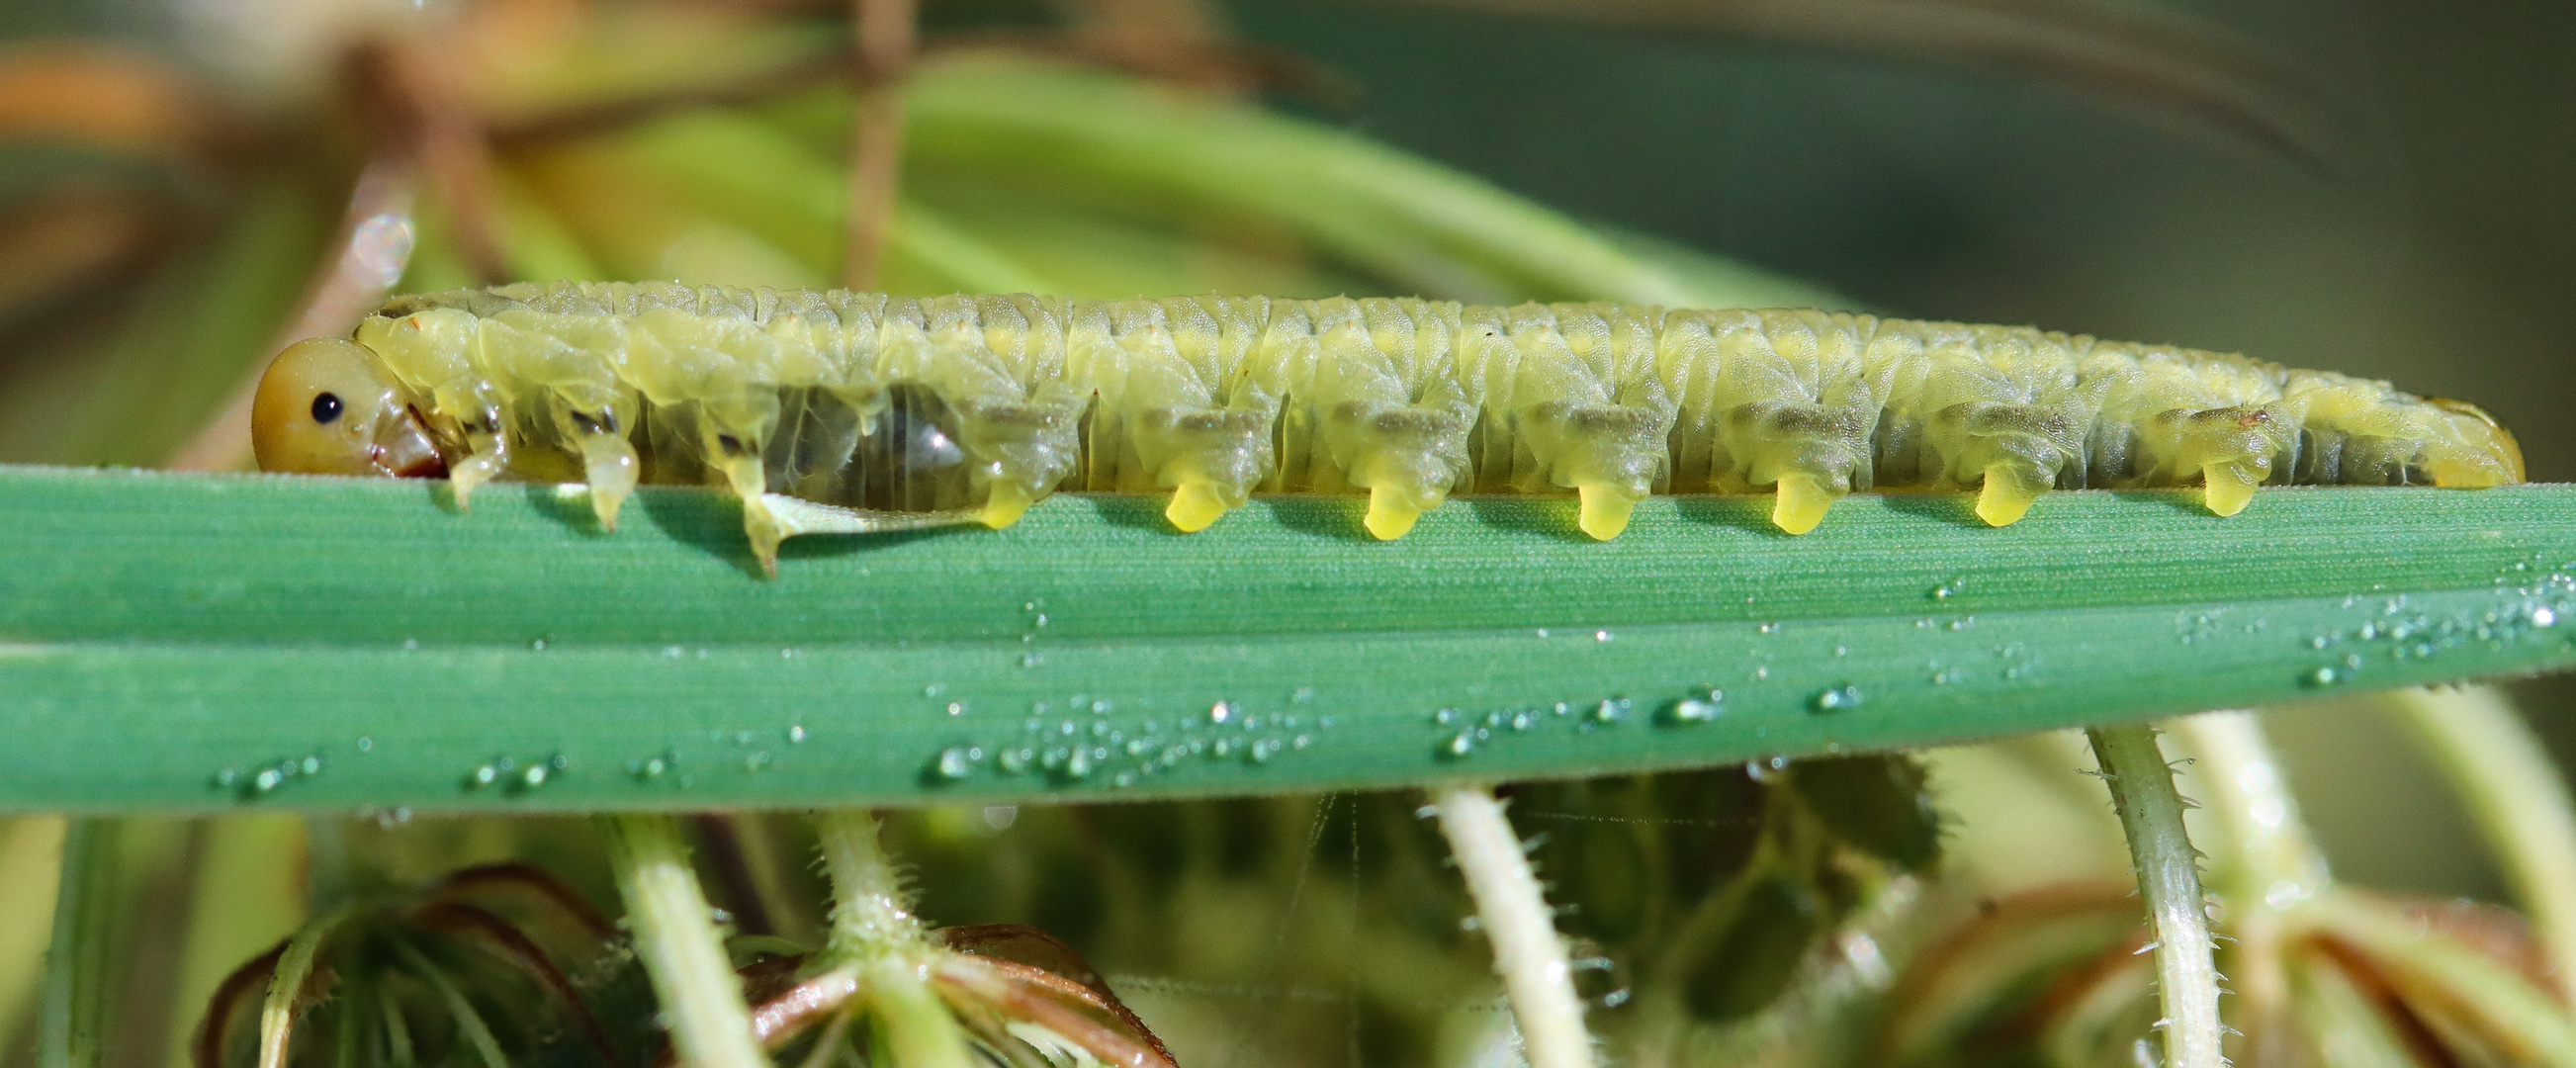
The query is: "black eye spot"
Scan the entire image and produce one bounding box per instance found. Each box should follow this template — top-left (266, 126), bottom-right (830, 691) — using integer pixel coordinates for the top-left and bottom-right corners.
top-left (311, 393), bottom-right (343, 424)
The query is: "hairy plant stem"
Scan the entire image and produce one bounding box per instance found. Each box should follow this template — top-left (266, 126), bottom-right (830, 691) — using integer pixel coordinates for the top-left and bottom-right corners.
top-left (601, 815), bottom-right (769, 1068)
top-left (2087, 724), bottom-right (2224, 1068)
top-left (38, 820), bottom-right (115, 1068)
top-left (2169, 711), bottom-right (2330, 1061)
top-left (1428, 783), bottom-right (1596, 1068)
top-left (2389, 685), bottom-right (2576, 1009)
top-left (814, 810), bottom-right (975, 1068)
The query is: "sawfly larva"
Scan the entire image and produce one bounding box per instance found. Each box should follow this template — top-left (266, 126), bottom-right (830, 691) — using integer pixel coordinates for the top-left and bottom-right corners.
top-left (252, 282), bottom-right (2525, 572)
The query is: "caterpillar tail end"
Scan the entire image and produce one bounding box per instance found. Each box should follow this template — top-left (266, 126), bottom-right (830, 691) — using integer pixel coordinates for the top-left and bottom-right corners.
top-left (1364, 485), bottom-right (1424, 541)
top-left (1974, 464), bottom-right (2041, 527)
top-left (2201, 461), bottom-right (2258, 517)
top-left (979, 483), bottom-right (1033, 530)
top-left (1576, 485), bottom-right (1637, 541)
top-left (1165, 482), bottom-right (1231, 533)
top-left (1770, 472), bottom-right (1835, 535)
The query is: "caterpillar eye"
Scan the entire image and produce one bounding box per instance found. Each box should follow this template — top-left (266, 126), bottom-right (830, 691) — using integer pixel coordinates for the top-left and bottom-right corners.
top-left (254, 338), bottom-right (440, 479)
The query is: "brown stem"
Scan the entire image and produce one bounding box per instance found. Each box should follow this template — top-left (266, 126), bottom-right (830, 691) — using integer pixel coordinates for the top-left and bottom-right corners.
top-left (843, 0), bottom-right (917, 290)
top-left (422, 861), bottom-right (619, 941)
top-left (690, 815), bottom-right (778, 938)
top-left (932, 954), bottom-right (1175, 1068)
top-left (370, 39), bottom-right (508, 286)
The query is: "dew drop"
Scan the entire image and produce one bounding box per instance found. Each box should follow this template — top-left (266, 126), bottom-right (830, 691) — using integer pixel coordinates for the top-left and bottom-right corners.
top-left (788, 725), bottom-right (808, 744)
top-left (2536, 607), bottom-right (2560, 628)
top-left (1210, 701), bottom-right (1236, 725)
top-left (2306, 667), bottom-right (2343, 686)
top-left (1592, 698), bottom-right (1630, 724)
top-left (1666, 697), bottom-right (1722, 724)
top-left (1812, 685), bottom-right (1864, 712)
top-left (1444, 732), bottom-right (1477, 757)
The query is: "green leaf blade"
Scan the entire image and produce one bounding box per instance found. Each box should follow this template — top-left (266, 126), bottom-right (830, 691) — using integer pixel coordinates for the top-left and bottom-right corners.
top-left (1, 465), bottom-right (2570, 813)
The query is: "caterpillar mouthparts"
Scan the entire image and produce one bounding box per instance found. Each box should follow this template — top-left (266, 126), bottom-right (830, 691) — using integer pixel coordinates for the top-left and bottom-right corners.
top-left (251, 282), bottom-right (2525, 573)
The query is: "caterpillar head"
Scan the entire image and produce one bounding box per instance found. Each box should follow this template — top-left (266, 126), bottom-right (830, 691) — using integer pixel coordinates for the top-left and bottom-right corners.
top-left (252, 337), bottom-right (448, 479)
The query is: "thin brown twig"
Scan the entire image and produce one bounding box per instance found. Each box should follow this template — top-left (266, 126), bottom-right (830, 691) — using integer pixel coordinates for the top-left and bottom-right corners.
top-left (486, 36), bottom-right (1334, 148)
top-left (368, 39), bottom-right (509, 286)
top-left (422, 861), bottom-right (621, 941)
top-left (1065, 0), bottom-right (1247, 95)
top-left (933, 953), bottom-right (1176, 1068)
top-left (161, 145), bottom-right (416, 473)
top-left (690, 815), bottom-right (779, 937)
top-left (843, 0), bottom-right (918, 290)
top-left (1377, 0), bottom-right (2333, 166)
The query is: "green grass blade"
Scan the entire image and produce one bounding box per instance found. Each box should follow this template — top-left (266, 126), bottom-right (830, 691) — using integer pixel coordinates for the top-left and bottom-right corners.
top-left (1, 465), bottom-right (2570, 813)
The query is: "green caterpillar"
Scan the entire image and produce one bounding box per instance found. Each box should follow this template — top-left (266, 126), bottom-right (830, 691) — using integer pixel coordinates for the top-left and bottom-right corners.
top-left (253, 282), bottom-right (2525, 571)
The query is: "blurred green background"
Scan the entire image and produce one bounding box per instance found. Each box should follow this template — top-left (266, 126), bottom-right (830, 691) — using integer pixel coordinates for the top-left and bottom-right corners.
top-left (4, 0), bottom-right (2570, 902)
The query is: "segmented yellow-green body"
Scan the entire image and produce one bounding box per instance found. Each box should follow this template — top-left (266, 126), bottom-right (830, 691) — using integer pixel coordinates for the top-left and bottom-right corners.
top-left (339, 282), bottom-right (2523, 565)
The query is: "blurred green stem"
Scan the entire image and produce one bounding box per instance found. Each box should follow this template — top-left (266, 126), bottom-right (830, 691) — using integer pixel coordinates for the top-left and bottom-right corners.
top-left (37, 820), bottom-right (115, 1068)
top-left (0, 818), bottom-right (66, 1063)
top-left (602, 815), bottom-right (770, 1068)
top-left (2390, 685), bottom-right (2576, 1010)
top-left (2170, 711), bottom-right (2330, 1064)
top-left (1429, 783), bottom-right (1595, 1068)
top-left (2087, 725), bottom-right (2223, 1068)
top-left (163, 816), bottom-right (307, 1068)
top-left (2316, 893), bottom-right (2576, 1066)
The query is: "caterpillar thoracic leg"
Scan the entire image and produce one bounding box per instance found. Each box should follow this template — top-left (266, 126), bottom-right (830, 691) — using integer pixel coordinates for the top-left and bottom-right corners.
top-left (250, 283), bottom-right (2527, 574)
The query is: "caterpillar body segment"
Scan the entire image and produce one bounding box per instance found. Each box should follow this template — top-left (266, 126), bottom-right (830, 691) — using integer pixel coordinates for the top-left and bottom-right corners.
top-left (251, 282), bottom-right (2527, 571)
